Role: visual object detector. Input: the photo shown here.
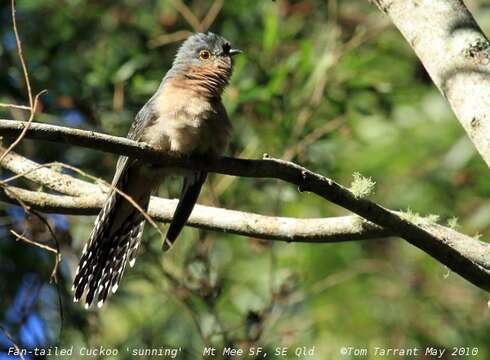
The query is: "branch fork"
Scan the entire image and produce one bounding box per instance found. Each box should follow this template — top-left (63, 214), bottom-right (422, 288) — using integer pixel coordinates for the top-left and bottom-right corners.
top-left (0, 119), bottom-right (488, 291)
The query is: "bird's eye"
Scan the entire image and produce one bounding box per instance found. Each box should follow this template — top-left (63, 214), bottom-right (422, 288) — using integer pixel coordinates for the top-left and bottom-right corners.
top-left (199, 49), bottom-right (211, 60)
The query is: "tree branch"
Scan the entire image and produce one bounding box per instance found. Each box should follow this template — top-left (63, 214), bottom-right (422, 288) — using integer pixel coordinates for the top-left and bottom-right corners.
top-left (371, 0), bottom-right (490, 166)
top-left (0, 147), bottom-right (104, 197)
top-left (0, 119), bottom-right (489, 290)
top-left (0, 185), bottom-right (390, 243)
top-left (0, 148), bottom-right (394, 243)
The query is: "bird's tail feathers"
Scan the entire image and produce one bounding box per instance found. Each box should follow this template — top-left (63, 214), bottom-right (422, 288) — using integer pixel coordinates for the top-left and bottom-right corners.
top-left (73, 163), bottom-right (152, 308)
top-left (164, 171), bottom-right (207, 250)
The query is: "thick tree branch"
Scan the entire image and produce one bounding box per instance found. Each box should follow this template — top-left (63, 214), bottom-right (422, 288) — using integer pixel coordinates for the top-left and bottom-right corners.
top-left (0, 119), bottom-right (489, 290)
top-left (0, 148), bottom-right (104, 197)
top-left (0, 185), bottom-right (390, 243)
top-left (0, 147), bottom-right (390, 242)
top-left (371, 0), bottom-right (490, 166)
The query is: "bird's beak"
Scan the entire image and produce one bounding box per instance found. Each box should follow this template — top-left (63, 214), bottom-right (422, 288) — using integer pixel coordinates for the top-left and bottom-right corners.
top-left (229, 48), bottom-right (243, 57)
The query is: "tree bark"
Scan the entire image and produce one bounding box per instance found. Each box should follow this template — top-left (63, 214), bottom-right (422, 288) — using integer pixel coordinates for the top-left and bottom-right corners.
top-left (372, 0), bottom-right (490, 166)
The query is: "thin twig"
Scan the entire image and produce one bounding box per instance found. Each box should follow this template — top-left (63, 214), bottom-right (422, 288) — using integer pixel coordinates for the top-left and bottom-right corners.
top-left (29, 210), bottom-right (62, 283)
top-left (153, 0), bottom-right (223, 48)
top-left (169, 0), bottom-right (202, 31)
top-left (55, 162), bottom-right (166, 244)
top-left (2, 1), bottom-right (46, 176)
top-left (149, 30), bottom-right (193, 48)
top-left (200, 0), bottom-right (224, 31)
top-left (11, 0), bottom-right (32, 109)
top-left (289, 20), bottom-right (388, 141)
top-left (0, 324), bottom-right (25, 360)
top-left (11, 229), bottom-right (57, 253)
top-left (0, 91), bottom-right (46, 165)
top-left (0, 148), bottom-right (105, 196)
top-left (288, 259), bottom-right (387, 304)
top-left (0, 161), bottom-right (58, 185)
top-left (0, 103), bottom-right (31, 111)
top-left (11, 210), bottom-right (64, 343)
top-left (282, 117), bottom-right (343, 161)
top-left (147, 255), bottom-right (207, 342)
top-left (29, 209), bottom-right (64, 342)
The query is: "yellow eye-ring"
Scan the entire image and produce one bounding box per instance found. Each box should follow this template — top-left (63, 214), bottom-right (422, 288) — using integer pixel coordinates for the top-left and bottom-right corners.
top-left (199, 49), bottom-right (211, 60)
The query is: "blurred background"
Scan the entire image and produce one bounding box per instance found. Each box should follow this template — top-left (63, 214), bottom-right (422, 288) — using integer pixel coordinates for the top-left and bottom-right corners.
top-left (0, 0), bottom-right (489, 359)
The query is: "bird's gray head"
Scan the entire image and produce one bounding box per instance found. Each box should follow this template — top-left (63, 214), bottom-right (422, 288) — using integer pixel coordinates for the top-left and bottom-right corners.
top-left (171, 32), bottom-right (241, 97)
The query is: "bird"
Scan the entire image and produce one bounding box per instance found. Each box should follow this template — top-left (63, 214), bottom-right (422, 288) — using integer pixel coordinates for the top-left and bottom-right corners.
top-left (72, 32), bottom-right (241, 308)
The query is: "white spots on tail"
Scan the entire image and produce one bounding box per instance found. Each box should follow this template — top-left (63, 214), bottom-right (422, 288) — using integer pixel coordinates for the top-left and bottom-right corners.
top-left (73, 171), bottom-right (149, 309)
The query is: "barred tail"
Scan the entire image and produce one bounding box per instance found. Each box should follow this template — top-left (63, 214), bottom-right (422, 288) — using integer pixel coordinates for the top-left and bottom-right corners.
top-left (73, 161), bottom-right (154, 308)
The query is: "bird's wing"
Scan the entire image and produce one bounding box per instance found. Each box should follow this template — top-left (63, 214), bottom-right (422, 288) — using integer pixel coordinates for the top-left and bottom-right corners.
top-left (126, 73), bottom-right (172, 140)
top-left (73, 100), bottom-right (160, 307)
top-left (112, 97), bottom-right (159, 184)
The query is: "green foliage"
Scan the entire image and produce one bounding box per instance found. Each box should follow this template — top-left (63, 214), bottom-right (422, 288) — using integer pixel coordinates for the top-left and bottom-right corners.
top-left (1, 0), bottom-right (489, 358)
